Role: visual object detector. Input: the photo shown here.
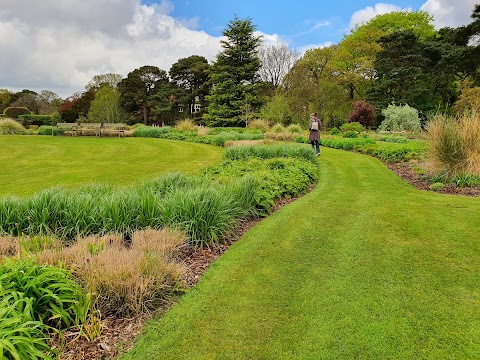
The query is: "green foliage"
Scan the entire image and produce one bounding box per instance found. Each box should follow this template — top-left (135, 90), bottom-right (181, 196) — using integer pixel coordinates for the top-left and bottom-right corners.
top-left (285, 124), bottom-right (303, 134)
top-left (342, 131), bottom-right (358, 138)
top-left (87, 85), bottom-right (123, 123)
top-left (258, 95), bottom-right (293, 125)
top-left (379, 104), bottom-right (421, 132)
top-left (224, 143), bottom-right (316, 163)
top-left (248, 119), bottom-right (270, 131)
top-left (429, 182), bottom-right (445, 191)
top-left (379, 136), bottom-right (408, 143)
top-left (206, 157), bottom-right (318, 213)
top-left (3, 106), bottom-right (32, 119)
top-left (17, 114), bottom-right (53, 127)
top-left (0, 118), bottom-right (27, 135)
top-left (329, 127), bottom-right (341, 135)
top-left (0, 175), bottom-right (257, 247)
top-left (269, 123), bottom-right (286, 133)
top-left (341, 122), bottom-right (365, 133)
top-left (118, 66), bottom-right (170, 124)
top-left (204, 17), bottom-right (262, 126)
top-left (367, 30), bottom-right (442, 113)
top-left (0, 296), bottom-right (53, 360)
top-left (0, 259), bottom-right (89, 329)
top-left (321, 136), bottom-right (425, 162)
top-left (133, 126), bottom-right (263, 147)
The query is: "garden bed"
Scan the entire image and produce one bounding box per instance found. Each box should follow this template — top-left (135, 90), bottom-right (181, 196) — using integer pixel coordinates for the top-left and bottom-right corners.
top-left (387, 162), bottom-right (480, 197)
top-left (55, 188), bottom-right (312, 359)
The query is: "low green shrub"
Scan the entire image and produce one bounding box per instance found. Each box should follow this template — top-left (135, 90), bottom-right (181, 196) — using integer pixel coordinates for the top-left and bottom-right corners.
top-left (286, 124), bottom-right (303, 134)
top-left (210, 131), bottom-right (264, 147)
top-left (295, 136), bottom-right (309, 144)
top-left (321, 137), bottom-right (425, 162)
top-left (379, 104), bottom-right (421, 133)
top-left (206, 157), bottom-right (318, 213)
top-left (0, 118), bottom-right (27, 135)
top-left (18, 114), bottom-right (53, 127)
top-left (379, 136), bottom-right (408, 143)
top-left (342, 131), bottom-right (358, 138)
top-left (329, 128), bottom-right (341, 135)
top-left (341, 122), bottom-right (364, 133)
top-left (133, 126), bottom-right (172, 138)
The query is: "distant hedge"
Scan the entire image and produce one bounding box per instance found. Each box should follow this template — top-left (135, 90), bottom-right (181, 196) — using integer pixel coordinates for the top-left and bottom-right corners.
top-left (3, 107), bottom-right (32, 119)
top-left (18, 114), bottom-right (53, 127)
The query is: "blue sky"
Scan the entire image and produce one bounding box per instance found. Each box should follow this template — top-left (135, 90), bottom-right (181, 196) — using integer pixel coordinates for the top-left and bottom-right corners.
top-left (161, 0), bottom-right (433, 48)
top-left (0, 0), bottom-right (476, 97)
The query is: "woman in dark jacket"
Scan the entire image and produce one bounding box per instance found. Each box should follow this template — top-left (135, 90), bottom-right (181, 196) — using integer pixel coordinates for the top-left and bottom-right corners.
top-left (309, 112), bottom-right (321, 156)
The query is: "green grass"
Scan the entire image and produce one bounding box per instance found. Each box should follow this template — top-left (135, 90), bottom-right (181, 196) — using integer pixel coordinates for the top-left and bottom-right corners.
top-left (122, 147), bottom-right (480, 359)
top-left (0, 136), bottom-right (223, 196)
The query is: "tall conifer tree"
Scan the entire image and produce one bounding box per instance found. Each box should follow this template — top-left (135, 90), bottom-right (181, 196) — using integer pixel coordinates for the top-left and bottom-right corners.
top-left (204, 17), bottom-right (262, 127)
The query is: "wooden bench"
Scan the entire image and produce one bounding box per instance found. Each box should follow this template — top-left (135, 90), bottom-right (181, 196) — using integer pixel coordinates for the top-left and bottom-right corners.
top-left (78, 123), bottom-right (102, 137)
top-left (54, 122), bottom-right (78, 136)
top-left (101, 123), bottom-right (126, 137)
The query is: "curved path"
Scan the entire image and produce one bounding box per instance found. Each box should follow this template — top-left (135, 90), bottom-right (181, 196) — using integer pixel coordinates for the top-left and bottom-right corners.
top-left (123, 147), bottom-right (480, 359)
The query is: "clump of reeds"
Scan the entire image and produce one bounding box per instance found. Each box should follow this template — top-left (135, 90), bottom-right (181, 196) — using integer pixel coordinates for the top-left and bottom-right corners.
top-left (426, 110), bottom-right (480, 176)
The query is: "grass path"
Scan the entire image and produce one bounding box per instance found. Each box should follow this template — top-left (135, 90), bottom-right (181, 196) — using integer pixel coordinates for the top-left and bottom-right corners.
top-left (122, 147), bottom-right (480, 359)
top-left (0, 136), bottom-right (223, 196)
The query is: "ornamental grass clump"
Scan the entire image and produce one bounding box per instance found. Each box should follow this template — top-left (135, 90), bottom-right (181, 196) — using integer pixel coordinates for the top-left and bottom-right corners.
top-left (248, 119), bottom-right (270, 131)
top-left (175, 118), bottom-right (197, 132)
top-left (426, 110), bottom-right (480, 176)
top-left (0, 118), bottom-right (27, 134)
top-left (160, 178), bottom-right (257, 247)
top-left (36, 229), bottom-right (186, 316)
top-left (224, 143), bottom-right (316, 163)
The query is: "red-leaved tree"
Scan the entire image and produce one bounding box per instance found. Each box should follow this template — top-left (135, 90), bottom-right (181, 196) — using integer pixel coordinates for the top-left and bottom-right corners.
top-left (347, 100), bottom-right (376, 128)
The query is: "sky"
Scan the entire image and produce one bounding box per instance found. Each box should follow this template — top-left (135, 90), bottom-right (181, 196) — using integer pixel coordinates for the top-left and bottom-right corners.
top-left (0, 0), bottom-right (477, 98)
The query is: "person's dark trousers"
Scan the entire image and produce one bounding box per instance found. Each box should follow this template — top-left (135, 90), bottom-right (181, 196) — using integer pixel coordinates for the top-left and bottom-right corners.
top-left (311, 140), bottom-right (320, 155)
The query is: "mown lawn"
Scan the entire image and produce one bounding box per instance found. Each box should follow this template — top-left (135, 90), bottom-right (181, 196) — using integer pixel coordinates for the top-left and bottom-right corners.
top-left (122, 146), bottom-right (480, 359)
top-left (0, 135), bottom-right (223, 196)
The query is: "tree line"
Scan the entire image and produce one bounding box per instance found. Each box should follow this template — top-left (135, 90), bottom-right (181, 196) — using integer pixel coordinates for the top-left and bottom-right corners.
top-left (1, 5), bottom-right (479, 128)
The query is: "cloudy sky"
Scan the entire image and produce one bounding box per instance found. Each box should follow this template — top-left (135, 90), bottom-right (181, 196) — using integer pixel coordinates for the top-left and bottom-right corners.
top-left (0, 0), bottom-right (477, 98)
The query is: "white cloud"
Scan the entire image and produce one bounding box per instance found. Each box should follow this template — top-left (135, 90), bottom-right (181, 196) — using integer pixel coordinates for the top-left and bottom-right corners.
top-left (349, 3), bottom-right (406, 28)
top-left (420, 0), bottom-right (477, 28)
top-left (0, 0), bottom-right (223, 97)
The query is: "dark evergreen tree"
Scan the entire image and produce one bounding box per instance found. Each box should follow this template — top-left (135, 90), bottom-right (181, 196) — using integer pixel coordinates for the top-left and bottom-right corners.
top-left (118, 66), bottom-right (169, 124)
top-left (169, 55), bottom-right (210, 118)
top-left (366, 30), bottom-right (441, 114)
top-left (204, 16), bottom-right (262, 127)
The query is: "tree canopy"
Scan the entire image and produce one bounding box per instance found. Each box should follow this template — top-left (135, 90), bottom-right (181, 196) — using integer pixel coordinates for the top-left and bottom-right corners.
top-left (204, 16), bottom-right (262, 127)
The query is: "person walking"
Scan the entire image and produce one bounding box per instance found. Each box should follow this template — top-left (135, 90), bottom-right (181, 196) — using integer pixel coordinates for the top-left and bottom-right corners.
top-left (309, 112), bottom-right (321, 156)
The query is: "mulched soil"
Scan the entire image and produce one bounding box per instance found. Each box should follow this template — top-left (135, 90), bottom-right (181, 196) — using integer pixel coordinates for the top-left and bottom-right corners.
top-left (386, 162), bottom-right (480, 197)
top-left (57, 165), bottom-right (480, 359)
